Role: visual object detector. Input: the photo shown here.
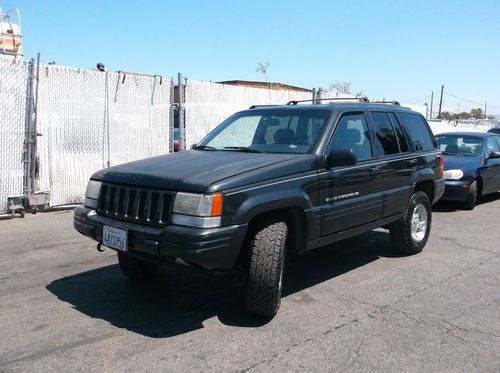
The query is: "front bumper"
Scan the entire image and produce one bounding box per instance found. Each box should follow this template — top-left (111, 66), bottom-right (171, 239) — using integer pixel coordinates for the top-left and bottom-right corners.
top-left (441, 180), bottom-right (471, 202)
top-left (74, 205), bottom-right (248, 270)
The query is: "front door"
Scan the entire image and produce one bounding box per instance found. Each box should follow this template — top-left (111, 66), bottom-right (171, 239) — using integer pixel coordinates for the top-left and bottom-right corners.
top-left (319, 112), bottom-right (383, 236)
top-left (482, 137), bottom-right (500, 193)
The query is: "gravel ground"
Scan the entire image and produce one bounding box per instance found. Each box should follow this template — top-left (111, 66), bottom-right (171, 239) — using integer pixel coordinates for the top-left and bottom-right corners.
top-left (0, 196), bottom-right (499, 372)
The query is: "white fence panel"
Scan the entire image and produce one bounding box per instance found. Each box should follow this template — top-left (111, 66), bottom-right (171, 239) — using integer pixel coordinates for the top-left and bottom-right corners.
top-left (37, 66), bottom-right (171, 207)
top-left (0, 56), bottom-right (28, 213)
top-left (107, 74), bottom-right (171, 166)
top-left (429, 120), bottom-right (494, 135)
top-left (184, 80), bottom-right (312, 148)
top-left (37, 65), bottom-right (108, 206)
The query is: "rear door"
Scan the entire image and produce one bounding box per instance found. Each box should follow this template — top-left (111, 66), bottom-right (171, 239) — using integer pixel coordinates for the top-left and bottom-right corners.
top-left (318, 111), bottom-right (383, 236)
top-left (368, 111), bottom-right (414, 217)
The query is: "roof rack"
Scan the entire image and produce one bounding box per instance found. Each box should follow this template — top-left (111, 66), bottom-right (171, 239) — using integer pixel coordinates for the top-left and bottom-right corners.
top-left (287, 97), bottom-right (369, 105)
top-left (371, 100), bottom-right (401, 106)
top-left (249, 104), bottom-right (279, 109)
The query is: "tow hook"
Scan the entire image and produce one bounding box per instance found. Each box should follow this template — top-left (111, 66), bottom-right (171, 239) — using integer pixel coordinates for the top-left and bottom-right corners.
top-left (96, 242), bottom-right (105, 252)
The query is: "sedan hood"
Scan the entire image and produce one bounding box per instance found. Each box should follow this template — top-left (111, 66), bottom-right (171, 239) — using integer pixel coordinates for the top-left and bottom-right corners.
top-left (443, 155), bottom-right (482, 172)
top-left (92, 150), bottom-right (300, 193)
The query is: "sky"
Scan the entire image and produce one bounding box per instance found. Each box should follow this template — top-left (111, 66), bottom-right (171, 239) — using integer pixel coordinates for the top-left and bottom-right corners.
top-left (3, 0), bottom-right (500, 114)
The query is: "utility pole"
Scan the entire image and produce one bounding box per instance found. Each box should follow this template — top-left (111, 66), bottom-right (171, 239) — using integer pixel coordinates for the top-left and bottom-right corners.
top-left (430, 91), bottom-right (434, 119)
top-left (484, 101), bottom-right (487, 119)
top-left (438, 85), bottom-right (444, 119)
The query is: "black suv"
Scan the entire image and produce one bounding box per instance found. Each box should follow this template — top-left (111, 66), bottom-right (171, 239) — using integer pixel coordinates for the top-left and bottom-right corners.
top-left (74, 99), bottom-right (445, 317)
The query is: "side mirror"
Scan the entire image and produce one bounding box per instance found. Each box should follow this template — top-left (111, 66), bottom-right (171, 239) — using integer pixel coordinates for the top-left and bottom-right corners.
top-left (489, 151), bottom-right (500, 159)
top-left (326, 148), bottom-right (357, 169)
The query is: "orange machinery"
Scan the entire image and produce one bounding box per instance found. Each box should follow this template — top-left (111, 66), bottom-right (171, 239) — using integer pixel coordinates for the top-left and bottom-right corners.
top-left (0, 7), bottom-right (22, 57)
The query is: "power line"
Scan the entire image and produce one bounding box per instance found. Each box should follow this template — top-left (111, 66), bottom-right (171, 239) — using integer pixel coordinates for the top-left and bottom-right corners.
top-left (444, 91), bottom-right (500, 109)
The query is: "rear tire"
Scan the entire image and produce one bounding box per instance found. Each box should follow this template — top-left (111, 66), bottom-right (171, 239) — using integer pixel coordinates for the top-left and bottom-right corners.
top-left (245, 220), bottom-right (288, 318)
top-left (118, 252), bottom-right (159, 280)
top-left (462, 180), bottom-right (478, 210)
top-left (390, 191), bottom-right (432, 255)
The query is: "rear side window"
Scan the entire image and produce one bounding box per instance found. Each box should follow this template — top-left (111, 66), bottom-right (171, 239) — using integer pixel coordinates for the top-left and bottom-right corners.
top-left (400, 113), bottom-right (436, 151)
top-left (388, 112), bottom-right (410, 152)
top-left (370, 112), bottom-right (400, 156)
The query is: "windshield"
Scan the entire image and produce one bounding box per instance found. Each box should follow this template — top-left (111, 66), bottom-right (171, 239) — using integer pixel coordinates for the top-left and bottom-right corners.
top-left (435, 135), bottom-right (483, 156)
top-left (197, 109), bottom-right (332, 154)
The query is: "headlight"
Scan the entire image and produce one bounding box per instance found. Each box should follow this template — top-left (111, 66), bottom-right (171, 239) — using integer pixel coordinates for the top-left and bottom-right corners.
top-left (84, 180), bottom-right (102, 208)
top-left (443, 169), bottom-right (464, 180)
top-left (172, 192), bottom-right (223, 228)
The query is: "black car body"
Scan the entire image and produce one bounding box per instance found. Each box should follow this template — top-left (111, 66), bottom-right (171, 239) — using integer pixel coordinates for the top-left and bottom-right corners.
top-left (74, 101), bottom-right (445, 317)
top-left (436, 132), bottom-right (500, 209)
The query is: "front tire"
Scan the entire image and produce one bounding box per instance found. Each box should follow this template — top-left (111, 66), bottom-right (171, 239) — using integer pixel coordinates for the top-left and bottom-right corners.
top-left (118, 252), bottom-right (159, 280)
top-left (390, 191), bottom-right (432, 255)
top-left (462, 180), bottom-right (478, 210)
top-left (246, 220), bottom-right (288, 318)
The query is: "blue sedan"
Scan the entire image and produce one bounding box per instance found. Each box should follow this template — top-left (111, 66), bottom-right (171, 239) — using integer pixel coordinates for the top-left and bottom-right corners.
top-left (435, 132), bottom-right (500, 209)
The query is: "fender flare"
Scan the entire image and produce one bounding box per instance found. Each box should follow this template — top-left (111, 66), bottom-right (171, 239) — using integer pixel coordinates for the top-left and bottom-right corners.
top-left (232, 189), bottom-right (312, 225)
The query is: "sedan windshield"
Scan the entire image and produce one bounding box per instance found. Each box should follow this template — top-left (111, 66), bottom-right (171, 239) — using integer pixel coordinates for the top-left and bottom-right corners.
top-left (196, 109), bottom-right (332, 154)
top-left (435, 135), bottom-right (483, 156)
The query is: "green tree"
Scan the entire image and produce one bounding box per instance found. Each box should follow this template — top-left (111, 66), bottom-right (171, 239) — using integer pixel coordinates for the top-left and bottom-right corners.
top-left (470, 108), bottom-right (484, 119)
top-left (441, 111), bottom-right (452, 120)
top-left (329, 81), bottom-right (364, 97)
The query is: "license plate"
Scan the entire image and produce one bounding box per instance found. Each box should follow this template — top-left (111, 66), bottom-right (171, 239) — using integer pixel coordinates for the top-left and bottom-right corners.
top-left (103, 225), bottom-right (128, 252)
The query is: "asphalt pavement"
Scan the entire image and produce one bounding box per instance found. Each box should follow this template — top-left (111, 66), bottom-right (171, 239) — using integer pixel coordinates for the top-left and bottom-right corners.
top-left (0, 196), bottom-right (499, 372)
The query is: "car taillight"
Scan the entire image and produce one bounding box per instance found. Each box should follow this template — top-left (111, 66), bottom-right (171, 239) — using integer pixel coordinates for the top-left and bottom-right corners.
top-left (438, 154), bottom-right (444, 177)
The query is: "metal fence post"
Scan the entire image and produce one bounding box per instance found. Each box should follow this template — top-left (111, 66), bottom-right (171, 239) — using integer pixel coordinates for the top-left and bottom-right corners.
top-left (178, 73), bottom-right (186, 150)
top-left (23, 58), bottom-right (36, 195)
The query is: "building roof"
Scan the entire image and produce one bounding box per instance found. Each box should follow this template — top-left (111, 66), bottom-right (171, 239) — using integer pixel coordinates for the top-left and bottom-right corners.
top-left (217, 80), bottom-right (312, 93)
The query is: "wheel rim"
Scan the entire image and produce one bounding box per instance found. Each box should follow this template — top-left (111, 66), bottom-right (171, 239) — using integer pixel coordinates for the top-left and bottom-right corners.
top-left (411, 204), bottom-right (428, 243)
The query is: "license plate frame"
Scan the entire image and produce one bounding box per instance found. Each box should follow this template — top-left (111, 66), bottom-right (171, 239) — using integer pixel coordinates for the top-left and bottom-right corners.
top-left (102, 225), bottom-right (128, 252)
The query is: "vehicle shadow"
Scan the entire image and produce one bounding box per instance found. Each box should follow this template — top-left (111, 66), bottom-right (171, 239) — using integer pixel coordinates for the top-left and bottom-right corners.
top-left (432, 191), bottom-right (500, 213)
top-left (46, 229), bottom-right (403, 338)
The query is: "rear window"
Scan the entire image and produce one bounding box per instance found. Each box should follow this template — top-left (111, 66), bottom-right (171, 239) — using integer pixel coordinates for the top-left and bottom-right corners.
top-left (435, 135), bottom-right (483, 156)
top-left (400, 113), bottom-right (436, 151)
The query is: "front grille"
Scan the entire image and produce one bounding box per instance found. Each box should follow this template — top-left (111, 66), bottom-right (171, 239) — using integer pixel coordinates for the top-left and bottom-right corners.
top-left (97, 183), bottom-right (174, 227)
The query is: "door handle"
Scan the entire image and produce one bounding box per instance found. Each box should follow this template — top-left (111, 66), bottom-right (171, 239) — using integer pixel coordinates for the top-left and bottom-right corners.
top-left (407, 158), bottom-right (418, 166)
top-left (370, 165), bottom-right (382, 173)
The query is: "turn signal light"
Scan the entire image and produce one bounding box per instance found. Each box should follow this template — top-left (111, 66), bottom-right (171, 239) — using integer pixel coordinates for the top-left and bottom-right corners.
top-left (438, 154), bottom-right (444, 177)
top-left (210, 193), bottom-right (223, 216)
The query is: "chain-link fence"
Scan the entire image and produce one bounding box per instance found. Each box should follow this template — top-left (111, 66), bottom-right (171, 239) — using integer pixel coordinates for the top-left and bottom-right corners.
top-left (0, 56), bottom-right (172, 212)
top-left (36, 66), bottom-right (172, 206)
top-left (0, 56), bottom-right (28, 212)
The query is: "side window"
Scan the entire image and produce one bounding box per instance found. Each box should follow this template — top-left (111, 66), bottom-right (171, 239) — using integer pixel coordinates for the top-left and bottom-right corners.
top-left (329, 113), bottom-right (373, 161)
top-left (400, 113), bottom-right (436, 151)
top-left (487, 137), bottom-right (499, 153)
top-left (370, 112), bottom-right (400, 156)
top-left (388, 112), bottom-right (410, 152)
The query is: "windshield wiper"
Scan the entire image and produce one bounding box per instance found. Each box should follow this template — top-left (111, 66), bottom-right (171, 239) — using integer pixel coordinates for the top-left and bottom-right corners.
top-left (222, 146), bottom-right (262, 153)
top-left (192, 145), bottom-right (217, 151)
top-left (442, 151), bottom-right (462, 156)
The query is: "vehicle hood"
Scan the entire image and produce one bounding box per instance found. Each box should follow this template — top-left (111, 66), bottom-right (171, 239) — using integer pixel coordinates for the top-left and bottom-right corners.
top-left (443, 155), bottom-right (483, 175)
top-left (91, 150), bottom-right (303, 193)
